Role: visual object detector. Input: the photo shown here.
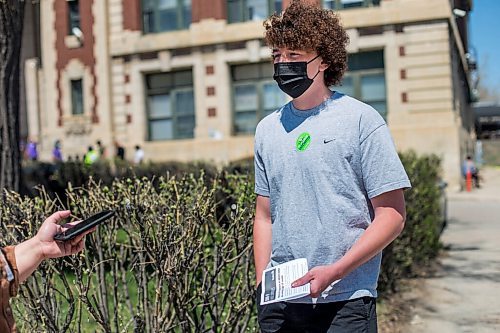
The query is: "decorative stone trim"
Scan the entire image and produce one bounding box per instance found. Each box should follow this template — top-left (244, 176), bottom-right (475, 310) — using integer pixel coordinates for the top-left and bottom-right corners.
top-left (64, 35), bottom-right (82, 49)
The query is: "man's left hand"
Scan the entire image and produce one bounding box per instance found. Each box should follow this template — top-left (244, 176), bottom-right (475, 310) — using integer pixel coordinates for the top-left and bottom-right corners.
top-left (292, 264), bottom-right (342, 298)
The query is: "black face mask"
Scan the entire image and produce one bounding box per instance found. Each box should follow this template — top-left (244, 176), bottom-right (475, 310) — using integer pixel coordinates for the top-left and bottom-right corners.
top-left (273, 55), bottom-right (321, 98)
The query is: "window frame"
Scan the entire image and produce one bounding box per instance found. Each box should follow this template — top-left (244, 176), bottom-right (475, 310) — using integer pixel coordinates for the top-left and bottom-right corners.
top-left (231, 62), bottom-right (287, 135)
top-left (70, 78), bottom-right (84, 116)
top-left (145, 71), bottom-right (195, 141)
top-left (142, 0), bottom-right (192, 34)
top-left (67, 0), bottom-right (81, 36)
top-left (338, 68), bottom-right (387, 120)
top-left (333, 49), bottom-right (387, 120)
top-left (227, 0), bottom-right (282, 24)
top-left (323, 0), bottom-right (380, 10)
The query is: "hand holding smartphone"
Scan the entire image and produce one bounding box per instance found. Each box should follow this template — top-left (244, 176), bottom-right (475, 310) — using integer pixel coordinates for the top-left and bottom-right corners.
top-left (53, 210), bottom-right (115, 242)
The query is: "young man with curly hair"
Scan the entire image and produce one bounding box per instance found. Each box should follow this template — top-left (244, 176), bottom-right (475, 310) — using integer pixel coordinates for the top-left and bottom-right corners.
top-left (253, 1), bottom-right (411, 331)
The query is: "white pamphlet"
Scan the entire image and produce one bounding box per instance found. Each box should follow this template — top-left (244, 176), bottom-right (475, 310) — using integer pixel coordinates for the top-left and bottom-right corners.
top-left (260, 258), bottom-right (310, 305)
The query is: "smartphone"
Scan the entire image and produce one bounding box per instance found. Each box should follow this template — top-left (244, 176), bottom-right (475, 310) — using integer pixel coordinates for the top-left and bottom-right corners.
top-left (53, 210), bottom-right (115, 242)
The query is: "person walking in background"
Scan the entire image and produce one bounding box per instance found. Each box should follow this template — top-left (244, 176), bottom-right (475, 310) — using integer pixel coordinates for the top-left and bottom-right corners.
top-left (1, 211), bottom-right (94, 332)
top-left (25, 140), bottom-right (38, 161)
top-left (253, 1), bottom-right (411, 332)
top-left (462, 155), bottom-right (480, 188)
top-left (83, 146), bottom-right (99, 166)
top-left (19, 139), bottom-right (26, 158)
top-left (114, 141), bottom-right (125, 161)
top-left (52, 140), bottom-right (63, 162)
top-left (96, 140), bottom-right (106, 158)
top-left (133, 145), bottom-right (144, 165)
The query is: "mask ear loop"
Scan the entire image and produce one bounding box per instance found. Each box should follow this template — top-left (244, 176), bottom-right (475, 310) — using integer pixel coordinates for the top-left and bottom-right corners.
top-left (306, 54), bottom-right (321, 64)
top-left (307, 55), bottom-right (322, 80)
top-left (312, 68), bottom-right (321, 80)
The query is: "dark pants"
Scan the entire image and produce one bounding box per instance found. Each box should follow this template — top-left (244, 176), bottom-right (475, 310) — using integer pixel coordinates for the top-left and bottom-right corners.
top-left (256, 285), bottom-right (377, 333)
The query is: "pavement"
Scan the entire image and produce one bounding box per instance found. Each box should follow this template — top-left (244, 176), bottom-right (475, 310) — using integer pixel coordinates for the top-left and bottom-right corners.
top-left (407, 166), bottom-right (500, 333)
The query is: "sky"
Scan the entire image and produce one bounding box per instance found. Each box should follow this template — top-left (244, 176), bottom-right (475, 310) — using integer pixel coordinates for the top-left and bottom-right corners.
top-left (469, 0), bottom-right (500, 96)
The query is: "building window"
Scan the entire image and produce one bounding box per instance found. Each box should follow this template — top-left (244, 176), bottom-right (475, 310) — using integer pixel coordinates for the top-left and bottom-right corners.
top-left (145, 71), bottom-right (195, 141)
top-left (227, 0), bottom-right (282, 24)
top-left (231, 62), bottom-right (288, 135)
top-left (71, 79), bottom-right (84, 115)
top-left (334, 50), bottom-right (387, 120)
top-left (67, 0), bottom-right (81, 35)
top-left (142, 0), bottom-right (191, 34)
top-left (272, 0), bottom-right (282, 14)
top-left (323, 0), bottom-right (380, 10)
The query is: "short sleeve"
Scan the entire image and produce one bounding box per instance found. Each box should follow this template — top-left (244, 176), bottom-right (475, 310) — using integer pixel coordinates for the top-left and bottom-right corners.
top-left (360, 122), bottom-right (411, 199)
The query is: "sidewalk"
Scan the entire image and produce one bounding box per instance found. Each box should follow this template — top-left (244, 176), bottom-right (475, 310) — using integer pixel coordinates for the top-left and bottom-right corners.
top-left (447, 166), bottom-right (500, 203)
top-left (407, 166), bottom-right (500, 333)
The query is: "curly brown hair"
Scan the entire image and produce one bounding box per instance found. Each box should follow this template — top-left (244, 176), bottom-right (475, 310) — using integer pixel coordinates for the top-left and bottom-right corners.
top-left (263, 0), bottom-right (349, 86)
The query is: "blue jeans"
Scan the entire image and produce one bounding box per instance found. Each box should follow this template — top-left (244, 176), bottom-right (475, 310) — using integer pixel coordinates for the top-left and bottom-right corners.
top-left (256, 285), bottom-right (378, 333)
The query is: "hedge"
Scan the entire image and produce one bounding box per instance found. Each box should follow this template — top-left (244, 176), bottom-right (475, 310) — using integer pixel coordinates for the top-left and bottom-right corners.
top-left (1, 151), bottom-right (444, 332)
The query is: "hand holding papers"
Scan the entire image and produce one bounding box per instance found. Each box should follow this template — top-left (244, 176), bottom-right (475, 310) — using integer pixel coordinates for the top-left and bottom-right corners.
top-left (260, 258), bottom-right (310, 305)
top-left (260, 258), bottom-right (343, 305)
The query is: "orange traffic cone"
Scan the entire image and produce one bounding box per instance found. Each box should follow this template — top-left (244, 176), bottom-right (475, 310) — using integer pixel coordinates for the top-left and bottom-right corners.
top-left (466, 170), bottom-right (472, 192)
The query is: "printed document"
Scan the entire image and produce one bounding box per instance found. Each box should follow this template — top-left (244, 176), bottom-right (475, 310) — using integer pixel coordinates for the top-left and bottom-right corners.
top-left (260, 258), bottom-right (310, 305)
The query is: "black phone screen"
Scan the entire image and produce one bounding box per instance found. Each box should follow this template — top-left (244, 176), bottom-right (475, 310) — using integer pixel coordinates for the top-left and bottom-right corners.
top-left (53, 210), bottom-right (115, 242)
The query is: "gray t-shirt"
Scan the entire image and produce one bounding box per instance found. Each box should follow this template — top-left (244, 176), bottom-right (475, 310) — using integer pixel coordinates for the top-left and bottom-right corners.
top-left (254, 91), bottom-right (411, 303)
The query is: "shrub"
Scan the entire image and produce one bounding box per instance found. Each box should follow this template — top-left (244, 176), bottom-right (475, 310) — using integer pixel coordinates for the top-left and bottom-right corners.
top-left (378, 151), bottom-right (443, 293)
top-left (2, 173), bottom-right (257, 332)
top-left (21, 160), bottom-right (219, 200)
top-left (4, 151), bottom-right (444, 331)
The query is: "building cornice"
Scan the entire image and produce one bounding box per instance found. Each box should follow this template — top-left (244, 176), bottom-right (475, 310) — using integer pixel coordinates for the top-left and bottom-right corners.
top-left (110, 0), bottom-right (455, 57)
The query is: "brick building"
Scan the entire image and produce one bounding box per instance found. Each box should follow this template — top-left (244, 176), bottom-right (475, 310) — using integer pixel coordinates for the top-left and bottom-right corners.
top-left (24, 0), bottom-right (475, 189)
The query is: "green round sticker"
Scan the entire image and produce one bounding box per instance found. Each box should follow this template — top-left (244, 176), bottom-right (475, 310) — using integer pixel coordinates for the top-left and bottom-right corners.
top-left (296, 132), bottom-right (311, 151)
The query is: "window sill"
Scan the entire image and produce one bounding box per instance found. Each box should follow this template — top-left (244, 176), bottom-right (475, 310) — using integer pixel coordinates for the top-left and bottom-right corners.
top-left (65, 35), bottom-right (82, 49)
top-left (63, 114), bottom-right (92, 136)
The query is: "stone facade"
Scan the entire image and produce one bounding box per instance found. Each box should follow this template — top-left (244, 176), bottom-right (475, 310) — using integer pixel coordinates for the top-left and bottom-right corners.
top-left (26, 0), bottom-right (475, 189)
